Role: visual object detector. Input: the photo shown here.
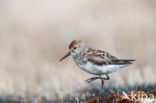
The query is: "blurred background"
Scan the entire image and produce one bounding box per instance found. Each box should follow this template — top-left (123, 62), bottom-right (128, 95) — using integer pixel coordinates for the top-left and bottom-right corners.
top-left (0, 0), bottom-right (156, 101)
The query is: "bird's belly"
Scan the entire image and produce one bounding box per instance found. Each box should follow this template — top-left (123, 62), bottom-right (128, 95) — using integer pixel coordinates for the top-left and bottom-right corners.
top-left (77, 62), bottom-right (126, 75)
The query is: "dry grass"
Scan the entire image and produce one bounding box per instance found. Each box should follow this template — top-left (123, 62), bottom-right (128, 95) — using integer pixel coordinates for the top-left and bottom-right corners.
top-left (1, 85), bottom-right (155, 103)
top-left (0, 0), bottom-right (156, 102)
top-left (87, 90), bottom-right (156, 103)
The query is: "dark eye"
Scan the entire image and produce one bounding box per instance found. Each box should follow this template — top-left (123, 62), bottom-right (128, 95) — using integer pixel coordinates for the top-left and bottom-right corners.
top-left (74, 47), bottom-right (77, 49)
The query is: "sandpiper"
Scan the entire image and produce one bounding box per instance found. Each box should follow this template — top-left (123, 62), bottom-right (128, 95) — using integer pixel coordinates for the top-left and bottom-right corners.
top-left (60, 40), bottom-right (135, 93)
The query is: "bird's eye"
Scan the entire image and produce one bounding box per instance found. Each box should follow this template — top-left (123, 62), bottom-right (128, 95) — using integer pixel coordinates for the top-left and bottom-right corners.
top-left (74, 47), bottom-right (77, 49)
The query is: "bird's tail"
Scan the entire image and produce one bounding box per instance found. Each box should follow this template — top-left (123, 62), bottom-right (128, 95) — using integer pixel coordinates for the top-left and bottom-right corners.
top-left (116, 59), bottom-right (135, 65)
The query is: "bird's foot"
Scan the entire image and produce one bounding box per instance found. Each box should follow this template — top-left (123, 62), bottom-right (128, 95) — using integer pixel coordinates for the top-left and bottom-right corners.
top-left (85, 76), bottom-right (100, 83)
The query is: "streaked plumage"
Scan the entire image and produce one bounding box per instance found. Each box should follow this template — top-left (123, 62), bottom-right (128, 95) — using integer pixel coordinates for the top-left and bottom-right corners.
top-left (60, 40), bottom-right (135, 75)
top-left (60, 40), bottom-right (135, 92)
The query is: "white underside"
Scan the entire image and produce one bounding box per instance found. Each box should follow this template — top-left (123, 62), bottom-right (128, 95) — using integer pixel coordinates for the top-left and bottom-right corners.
top-left (77, 61), bottom-right (128, 75)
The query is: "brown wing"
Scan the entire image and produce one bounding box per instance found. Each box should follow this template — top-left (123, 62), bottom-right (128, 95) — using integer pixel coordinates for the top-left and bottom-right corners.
top-left (87, 50), bottom-right (135, 66)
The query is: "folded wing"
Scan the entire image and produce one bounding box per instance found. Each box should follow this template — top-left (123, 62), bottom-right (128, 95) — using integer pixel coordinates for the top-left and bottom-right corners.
top-left (87, 50), bottom-right (135, 66)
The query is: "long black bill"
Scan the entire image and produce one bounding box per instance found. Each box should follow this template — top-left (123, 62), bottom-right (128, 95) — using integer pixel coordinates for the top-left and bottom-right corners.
top-left (59, 52), bottom-right (70, 61)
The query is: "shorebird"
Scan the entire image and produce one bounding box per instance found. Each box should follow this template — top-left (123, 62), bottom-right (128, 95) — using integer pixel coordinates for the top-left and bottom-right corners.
top-left (60, 40), bottom-right (135, 93)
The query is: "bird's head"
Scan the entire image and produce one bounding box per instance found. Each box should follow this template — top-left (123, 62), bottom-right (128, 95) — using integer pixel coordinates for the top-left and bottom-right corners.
top-left (60, 40), bottom-right (88, 61)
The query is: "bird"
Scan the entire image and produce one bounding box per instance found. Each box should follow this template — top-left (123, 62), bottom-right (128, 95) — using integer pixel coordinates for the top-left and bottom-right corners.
top-left (59, 40), bottom-right (135, 93)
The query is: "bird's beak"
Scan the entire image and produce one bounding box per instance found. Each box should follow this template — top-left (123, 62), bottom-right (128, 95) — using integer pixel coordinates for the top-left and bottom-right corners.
top-left (59, 51), bottom-right (70, 61)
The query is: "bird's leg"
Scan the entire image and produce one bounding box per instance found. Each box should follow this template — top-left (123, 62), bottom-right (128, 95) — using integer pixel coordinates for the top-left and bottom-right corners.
top-left (85, 76), bottom-right (100, 83)
top-left (101, 74), bottom-right (110, 80)
top-left (100, 74), bottom-right (110, 95)
top-left (101, 76), bottom-right (104, 95)
top-left (85, 74), bottom-right (110, 84)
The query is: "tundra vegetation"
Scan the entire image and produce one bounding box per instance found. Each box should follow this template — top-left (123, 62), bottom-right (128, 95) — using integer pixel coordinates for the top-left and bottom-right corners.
top-left (0, 0), bottom-right (155, 102)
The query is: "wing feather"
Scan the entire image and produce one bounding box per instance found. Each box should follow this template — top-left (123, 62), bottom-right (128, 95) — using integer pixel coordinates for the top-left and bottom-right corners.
top-left (87, 50), bottom-right (135, 65)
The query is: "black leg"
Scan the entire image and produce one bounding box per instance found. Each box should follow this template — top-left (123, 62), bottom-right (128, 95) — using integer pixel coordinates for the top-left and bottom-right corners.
top-left (85, 76), bottom-right (100, 83)
top-left (85, 74), bottom-right (110, 95)
top-left (101, 77), bottom-right (104, 94)
top-left (101, 74), bottom-right (110, 80)
top-left (100, 74), bottom-right (110, 95)
top-left (85, 74), bottom-right (110, 83)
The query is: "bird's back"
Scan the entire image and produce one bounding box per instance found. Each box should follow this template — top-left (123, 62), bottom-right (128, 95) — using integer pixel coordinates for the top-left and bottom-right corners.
top-left (73, 48), bottom-right (135, 75)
